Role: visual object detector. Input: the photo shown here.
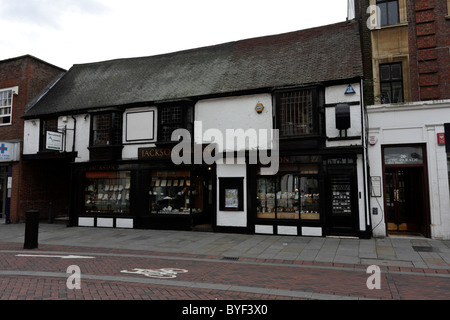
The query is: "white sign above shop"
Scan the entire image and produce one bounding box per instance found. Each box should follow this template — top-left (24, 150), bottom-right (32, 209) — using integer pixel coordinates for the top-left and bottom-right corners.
top-left (46, 131), bottom-right (63, 151)
top-left (0, 142), bottom-right (20, 162)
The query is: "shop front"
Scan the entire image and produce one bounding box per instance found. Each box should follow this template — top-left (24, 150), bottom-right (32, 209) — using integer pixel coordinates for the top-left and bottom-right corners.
top-left (73, 146), bottom-right (215, 231)
top-left (250, 153), bottom-right (362, 237)
top-left (368, 100), bottom-right (450, 240)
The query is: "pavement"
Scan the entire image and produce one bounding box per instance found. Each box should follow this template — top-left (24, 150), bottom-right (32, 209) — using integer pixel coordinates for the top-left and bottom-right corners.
top-left (0, 221), bottom-right (449, 303)
top-left (1, 222), bottom-right (449, 269)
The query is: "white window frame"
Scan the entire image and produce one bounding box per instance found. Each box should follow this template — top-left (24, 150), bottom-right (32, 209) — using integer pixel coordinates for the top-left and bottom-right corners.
top-left (0, 88), bottom-right (14, 126)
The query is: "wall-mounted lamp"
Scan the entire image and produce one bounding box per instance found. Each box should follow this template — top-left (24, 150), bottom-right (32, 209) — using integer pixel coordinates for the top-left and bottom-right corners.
top-left (84, 114), bottom-right (89, 121)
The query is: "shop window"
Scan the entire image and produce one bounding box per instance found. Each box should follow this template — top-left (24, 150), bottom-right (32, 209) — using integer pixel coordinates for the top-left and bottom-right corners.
top-left (380, 63), bottom-right (404, 104)
top-left (0, 89), bottom-right (12, 125)
top-left (256, 170), bottom-right (320, 221)
top-left (91, 112), bottom-right (122, 146)
top-left (158, 105), bottom-right (193, 143)
top-left (149, 170), bottom-right (204, 214)
top-left (84, 171), bottom-right (131, 215)
top-left (376, 0), bottom-right (399, 26)
top-left (277, 90), bottom-right (314, 137)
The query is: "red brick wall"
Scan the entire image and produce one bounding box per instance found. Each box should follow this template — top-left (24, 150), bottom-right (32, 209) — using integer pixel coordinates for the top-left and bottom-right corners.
top-left (408, 0), bottom-right (450, 101)
top-left (0, 56), bottom-right (65, 223)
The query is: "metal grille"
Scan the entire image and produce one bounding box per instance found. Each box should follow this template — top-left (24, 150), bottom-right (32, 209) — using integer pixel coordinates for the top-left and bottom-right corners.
top-left (160, 106), bottom-right (182, 142)
top-left (279, 90), bottom-right (313, 136)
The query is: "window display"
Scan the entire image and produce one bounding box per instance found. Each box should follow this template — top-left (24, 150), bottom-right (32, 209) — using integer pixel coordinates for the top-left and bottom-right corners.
top-left (84, 171), bottom-right (131, 215)
top-left (257, 174), bottom-right (320, 220)
top-left (149, 170), bottom-right (204, 214)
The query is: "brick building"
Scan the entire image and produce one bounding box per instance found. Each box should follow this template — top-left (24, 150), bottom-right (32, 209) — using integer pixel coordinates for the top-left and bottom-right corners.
top-left (0, 55), bottom-right (65, 223)
top-left (407, 0), bottom-right (449, 101)
top-left (22, 21), bottom-right (373, 238)
top-left (361, 0), bottom-right (450, 239)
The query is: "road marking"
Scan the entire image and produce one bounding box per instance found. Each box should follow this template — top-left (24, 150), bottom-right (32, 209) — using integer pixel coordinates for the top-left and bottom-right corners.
top-left (16, 254), bottom-right (95, 259)
top-left (121, 268), bottom-right (188, 279)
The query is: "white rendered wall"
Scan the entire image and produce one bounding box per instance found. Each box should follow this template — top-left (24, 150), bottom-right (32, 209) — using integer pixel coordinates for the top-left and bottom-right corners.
top-left (216, 160), bottom-right (247, 228)
top-left (325, 83), bottom-right (363, 148)
top-left (368, 100), bottom-right (450, 240)
top-left (23, 120), bottom-right (40, 155)
top-left (195, 94), bottom-right (273, 151)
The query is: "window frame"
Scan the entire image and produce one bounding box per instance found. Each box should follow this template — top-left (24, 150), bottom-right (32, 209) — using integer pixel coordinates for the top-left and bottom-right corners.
top-left (90, 111), bottom-right (123, 147)
top-left (39, 118), bottom-right (59, 151)
top-left (256, 170), bottom-right (321, 221)
top-left (379, 62), bottom-right (404, 104)
top-left (157, 105), bottom-right (194, 143)
top-left (376, 0), bottom-right (400, 26)
top-left (0, 89), bottom-right (13, 126)
top-left (275, 87), bottom-right (320, 139)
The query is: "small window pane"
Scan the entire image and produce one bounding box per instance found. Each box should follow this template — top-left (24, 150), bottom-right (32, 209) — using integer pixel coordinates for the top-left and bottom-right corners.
top-left (380, 83), bottom-right (392, 103)
top-left (379, 3), bottom-right (388, 26)
top-left (391, 64), bottom-right (402, 80)
top-left (391, 82), bottom-right (403, 103)
top-left (380, 65), bottom-right (391, 81)
top-left (388, 1), bottom-right (399, 24)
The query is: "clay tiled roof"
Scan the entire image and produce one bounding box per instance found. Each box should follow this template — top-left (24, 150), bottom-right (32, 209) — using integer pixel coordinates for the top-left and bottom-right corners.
top-left (24, 20), bottom-right (363, 117)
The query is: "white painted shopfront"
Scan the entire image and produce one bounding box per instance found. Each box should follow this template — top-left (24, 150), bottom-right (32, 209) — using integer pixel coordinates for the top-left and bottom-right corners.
top-left (367, 100), bottom-right (450, 240)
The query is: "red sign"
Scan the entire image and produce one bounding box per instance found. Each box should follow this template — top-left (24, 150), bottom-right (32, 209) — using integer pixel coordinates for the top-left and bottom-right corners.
top-left (437, 133), bottom-right (446, 145)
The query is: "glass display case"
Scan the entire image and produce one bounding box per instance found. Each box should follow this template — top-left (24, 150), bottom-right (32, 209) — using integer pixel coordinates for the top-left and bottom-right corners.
top-left (256, 175), bottom-right (320, 220)
top-left (149, 170), bottom-right (204, 215)
top-left (84, 171), bottom-right (131, 215)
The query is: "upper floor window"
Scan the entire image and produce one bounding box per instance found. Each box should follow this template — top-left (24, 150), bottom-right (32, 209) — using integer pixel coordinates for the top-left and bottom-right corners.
top-left (277, 89), bottom-right (314, 137)
top-left (39, 118), bottom-right (58, 151)
top-left (158, 105), bottom-right (193, 143)
top-left (91, 112), bottom-right (122, 146)
top-left (377, 0), bottom-right (399, 26)
top-left (380, 62), bottom-right (404, 104)
top-left (0, 89), bottom-right (12, 125)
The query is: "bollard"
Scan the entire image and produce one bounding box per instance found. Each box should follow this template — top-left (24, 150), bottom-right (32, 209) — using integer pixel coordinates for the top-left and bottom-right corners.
top-left (24, 210), bottom-right (40, 250)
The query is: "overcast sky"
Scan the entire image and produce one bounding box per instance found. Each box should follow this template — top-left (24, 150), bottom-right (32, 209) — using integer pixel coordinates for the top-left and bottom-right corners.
top-left (0, 0), bottom-right (349, 70)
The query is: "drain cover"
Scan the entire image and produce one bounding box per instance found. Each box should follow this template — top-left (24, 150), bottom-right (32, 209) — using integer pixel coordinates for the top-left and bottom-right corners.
top-left (222, 256), bottom-right (239, 261)
top-left (412, 246), bottom-right (439, 253)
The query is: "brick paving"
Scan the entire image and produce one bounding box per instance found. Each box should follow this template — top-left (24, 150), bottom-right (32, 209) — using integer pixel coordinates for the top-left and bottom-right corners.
top-left (0, 223), bottom-right (449, 304)
top-left (0, 240), bottom-right (449, 302)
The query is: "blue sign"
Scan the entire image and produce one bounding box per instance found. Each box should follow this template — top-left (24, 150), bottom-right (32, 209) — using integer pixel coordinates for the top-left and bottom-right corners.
top-left (345, 84), bottom-right (356, 95)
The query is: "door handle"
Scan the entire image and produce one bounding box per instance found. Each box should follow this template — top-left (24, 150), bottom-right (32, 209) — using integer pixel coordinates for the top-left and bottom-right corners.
top-left (394, 189), bottom-right (400, 202)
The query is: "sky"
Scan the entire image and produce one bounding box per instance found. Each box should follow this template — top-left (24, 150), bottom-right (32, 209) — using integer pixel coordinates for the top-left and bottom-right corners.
top-left (0, 0), bottom-right (349, 70)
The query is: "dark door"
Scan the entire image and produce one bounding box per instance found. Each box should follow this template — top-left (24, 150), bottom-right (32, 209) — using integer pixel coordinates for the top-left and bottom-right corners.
top-left (0, 166), bottom-right (7, 219)
top-left (385, 167), bottom-right (427, 235)
top-left (327, 166), bottom-right (359, 237)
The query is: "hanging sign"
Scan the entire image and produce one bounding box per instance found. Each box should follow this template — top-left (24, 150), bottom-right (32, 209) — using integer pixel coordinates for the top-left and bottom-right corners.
top-left (46, 131), bottom-right (63, 151)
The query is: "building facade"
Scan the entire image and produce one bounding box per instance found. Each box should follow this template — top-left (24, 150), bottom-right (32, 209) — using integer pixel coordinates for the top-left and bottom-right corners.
top-left (364, 0), bottom-right (450, 239)
top-left (23, 20), bottom-right (373, 238)
top-left (0, 55), bottom-right (65, 223)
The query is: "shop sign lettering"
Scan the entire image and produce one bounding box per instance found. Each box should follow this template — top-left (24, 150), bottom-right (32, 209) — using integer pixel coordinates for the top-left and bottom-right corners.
top-left (139, 147), bottom-right (173, 160)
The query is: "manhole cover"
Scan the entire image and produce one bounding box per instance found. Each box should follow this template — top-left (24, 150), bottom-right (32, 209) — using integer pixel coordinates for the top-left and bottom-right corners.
top-left (412, 246), bottom-right (439, 253)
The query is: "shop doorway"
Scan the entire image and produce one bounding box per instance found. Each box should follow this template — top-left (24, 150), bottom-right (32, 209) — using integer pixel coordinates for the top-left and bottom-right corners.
top-left (326, 159), bottom-right (359, 237)
top-left (191, 168), bottom-right (215, 232)
top-left (0, 166), bottom-right (7, 221)
top-left (383, 145), bottom-right (430, 237)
